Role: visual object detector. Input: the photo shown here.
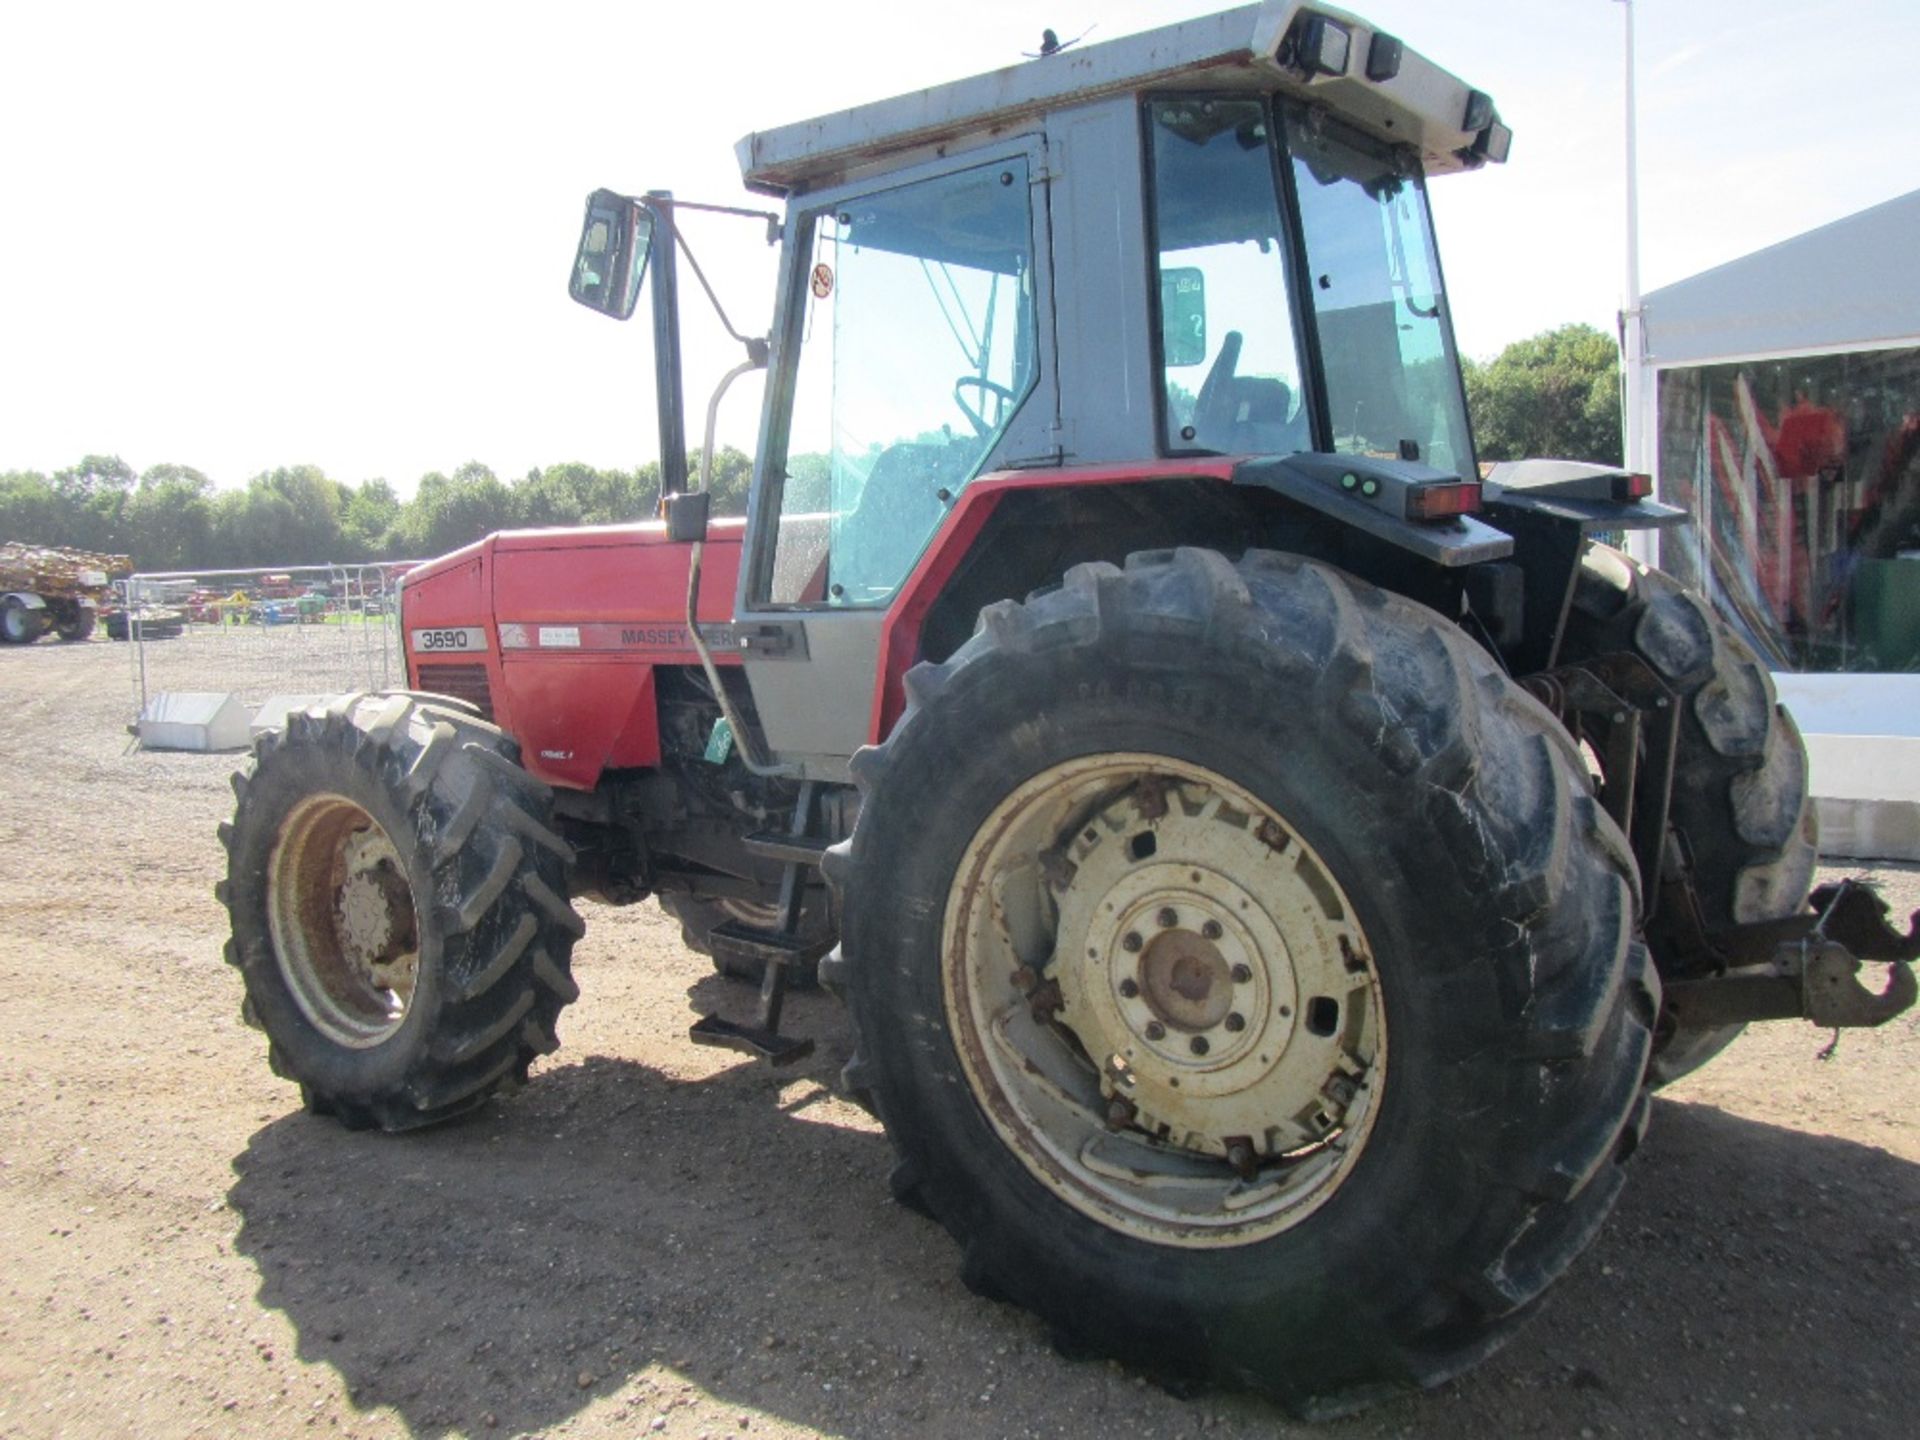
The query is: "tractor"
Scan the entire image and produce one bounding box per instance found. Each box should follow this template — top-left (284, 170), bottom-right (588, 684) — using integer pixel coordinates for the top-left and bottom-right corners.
top-left (217, 2), bottom-right (1918, 1414)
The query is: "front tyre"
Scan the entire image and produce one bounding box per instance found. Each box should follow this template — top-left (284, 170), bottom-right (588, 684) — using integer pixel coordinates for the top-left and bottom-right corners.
top-left (56, 607), bottom-right (97, 642)
top-left (219, 693), bottom-right (584, 1130)
top-left (837, 549), bottom-right (1654, 1414)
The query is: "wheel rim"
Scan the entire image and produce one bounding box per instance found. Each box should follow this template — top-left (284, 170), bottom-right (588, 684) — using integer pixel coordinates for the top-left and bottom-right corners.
top-left (2, 605), bottom-right (31, 642)
top-left (267, 794), bottom-right (421, 1048)
top-left (943, 755), bottom-right (1386, 1248)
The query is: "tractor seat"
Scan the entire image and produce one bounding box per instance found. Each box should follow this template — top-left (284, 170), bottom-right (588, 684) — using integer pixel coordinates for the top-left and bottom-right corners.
top-left (1215, 377), bottom-right (1308, 454)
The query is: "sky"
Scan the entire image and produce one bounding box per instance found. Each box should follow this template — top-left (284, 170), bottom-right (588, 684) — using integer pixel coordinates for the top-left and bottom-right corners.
top-left (2, 0), bottom-right (1915, 494)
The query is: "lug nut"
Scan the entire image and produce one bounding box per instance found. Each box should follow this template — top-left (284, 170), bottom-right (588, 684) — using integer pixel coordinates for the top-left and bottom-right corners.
top-left (1118, 978), bottom-right (1139, 999)
top-left (1230, 963), bottom-right (1253, 984)
top-left (1121, 931), bottom-right (1144, 953)
top-left (1225, 1012), bottom-right (1246, 1032)
top-left (1156, 907), bottom-right (1179, 929)
top-left (1190, 1035), bottom-right (1210, 1056)
top-left (1201, 919), bottom-right (1223, 941)
top-left (1144, 1021), bottom-right (1166, 1041)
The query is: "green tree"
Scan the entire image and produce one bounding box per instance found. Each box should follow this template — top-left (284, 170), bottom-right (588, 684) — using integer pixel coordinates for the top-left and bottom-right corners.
top-left (125, 464), bottom-right (215, 569)
top-left (341, 478), bottom-right (402, 559)
top-left (0, 470), bottom-right (64, 546)
top-left (396, 461), bottom-right (523, 556)
top-left (1463, 323), bottom-right (1623, 466)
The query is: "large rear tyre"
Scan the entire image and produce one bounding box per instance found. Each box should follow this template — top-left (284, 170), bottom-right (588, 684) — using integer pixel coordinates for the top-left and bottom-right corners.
top-left (1563, 545), bottom-right (1817, 1085)
top-left (218, 693), bottom-right (584, 1130)
top-left (835, 549), bottom-right (1655, 1414)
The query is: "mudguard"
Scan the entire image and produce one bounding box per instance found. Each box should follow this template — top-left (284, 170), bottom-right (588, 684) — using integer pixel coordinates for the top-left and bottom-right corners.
top-left (1233, 454), bottom-right (1514, 565)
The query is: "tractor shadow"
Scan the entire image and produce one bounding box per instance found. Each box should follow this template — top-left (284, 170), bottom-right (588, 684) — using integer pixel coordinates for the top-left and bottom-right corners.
top-left (228, 1036), bottom-right (1920, 1440)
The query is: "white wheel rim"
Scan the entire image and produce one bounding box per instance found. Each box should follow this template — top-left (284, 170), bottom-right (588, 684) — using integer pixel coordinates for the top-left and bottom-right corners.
top-left (267, 794), bottom-right (420, 1048)
top-left (943, 755), bottom-right (1386, 1248)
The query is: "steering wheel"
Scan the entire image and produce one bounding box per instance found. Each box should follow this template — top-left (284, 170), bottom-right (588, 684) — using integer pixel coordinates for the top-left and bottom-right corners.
top-left (1190, 329), bottom-right (1244, 442)
top-left (954, 375), bottom-right (1018, 439)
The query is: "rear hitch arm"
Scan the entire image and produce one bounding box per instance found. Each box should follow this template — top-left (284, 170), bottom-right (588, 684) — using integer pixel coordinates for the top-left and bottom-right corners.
top-left (1663, 882), bottom-right (1920, 1030)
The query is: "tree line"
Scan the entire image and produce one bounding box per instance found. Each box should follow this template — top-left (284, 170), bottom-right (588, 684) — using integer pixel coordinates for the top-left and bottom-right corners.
top-left (0, 449), bottom-right (757, 574)
top-left (2, 324), bottom-right (1621, 573)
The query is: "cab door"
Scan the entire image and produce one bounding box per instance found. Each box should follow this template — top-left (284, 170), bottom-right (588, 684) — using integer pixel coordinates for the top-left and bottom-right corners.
top-left (733, 137), bottom-right (1057, 776)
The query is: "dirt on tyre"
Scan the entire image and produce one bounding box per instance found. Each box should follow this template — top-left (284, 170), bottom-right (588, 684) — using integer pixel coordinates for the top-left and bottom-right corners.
top-left (1563, 544), bottom-right (1817, 1086)
top-left (218, 692), bottom-right (584, 1130)
top-left (834, 548), bottom-right (1656, 1415)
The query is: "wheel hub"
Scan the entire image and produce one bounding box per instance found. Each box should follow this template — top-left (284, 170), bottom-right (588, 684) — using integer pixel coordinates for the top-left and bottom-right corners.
top-left (267, 795), bottom-right (420, 1048)
top-left (945, 755), bottom-right (1387, 1246)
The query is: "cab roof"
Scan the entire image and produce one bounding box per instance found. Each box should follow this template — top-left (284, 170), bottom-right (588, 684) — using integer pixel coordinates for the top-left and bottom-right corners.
top-left (735, 1), bottom-right (1509, 197)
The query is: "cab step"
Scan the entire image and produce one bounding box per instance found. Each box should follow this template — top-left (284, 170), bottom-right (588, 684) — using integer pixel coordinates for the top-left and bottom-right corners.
top-left (741, 831), bottom-right (832, 867)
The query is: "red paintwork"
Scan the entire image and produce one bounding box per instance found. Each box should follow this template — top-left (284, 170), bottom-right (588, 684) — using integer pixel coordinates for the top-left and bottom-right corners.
top-left (868, 458), bottom-right (1243, 743)
top-left (403, 460), bottom-right (1244, 787)
top-left (401, 519), bottom-right (744, 790)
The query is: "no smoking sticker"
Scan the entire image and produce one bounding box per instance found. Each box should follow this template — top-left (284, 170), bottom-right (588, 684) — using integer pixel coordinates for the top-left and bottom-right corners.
top-left (810, 263), bottom-right (833, 298)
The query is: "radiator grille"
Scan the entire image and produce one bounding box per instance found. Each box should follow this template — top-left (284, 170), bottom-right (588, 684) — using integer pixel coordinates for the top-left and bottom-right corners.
top-left (415, 662), bottom-right (493, 721)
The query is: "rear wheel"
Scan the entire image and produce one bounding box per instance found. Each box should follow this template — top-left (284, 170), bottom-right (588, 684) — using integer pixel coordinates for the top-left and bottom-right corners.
top-left (836, 549), bottom-right (1654, 1414)
top-left (1, 597), bottom-right (43, 644)
top-left (219, 693), bottom-right (584, 1129)
top-left (55, 607), bottom-right (96, 642)
top-left (1562, 545), bottom-right (1817, 1085)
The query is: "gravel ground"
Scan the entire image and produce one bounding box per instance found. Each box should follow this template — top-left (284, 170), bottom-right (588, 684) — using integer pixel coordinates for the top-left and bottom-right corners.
top-left (0, 635), bottom-right (1915, 1440)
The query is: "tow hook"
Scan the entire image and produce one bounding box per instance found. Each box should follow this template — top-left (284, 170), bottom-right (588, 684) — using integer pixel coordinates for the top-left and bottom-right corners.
top-left (1662, 881), bottom-right (1920, 1030)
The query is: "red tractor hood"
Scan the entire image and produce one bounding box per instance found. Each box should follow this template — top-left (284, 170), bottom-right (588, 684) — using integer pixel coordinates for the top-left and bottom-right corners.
top-left (399, 518), bottom-right (745, 789)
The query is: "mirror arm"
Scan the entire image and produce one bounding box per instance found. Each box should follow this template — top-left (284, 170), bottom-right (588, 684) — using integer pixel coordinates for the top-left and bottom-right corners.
top-left (645, 191), bottom-right (690, 496)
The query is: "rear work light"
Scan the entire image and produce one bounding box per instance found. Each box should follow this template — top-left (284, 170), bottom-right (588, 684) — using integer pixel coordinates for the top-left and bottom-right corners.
top-left (1614, 472), bottom-right (1653, 501)
top-left (1405, 481), bottom-right (1482, 520)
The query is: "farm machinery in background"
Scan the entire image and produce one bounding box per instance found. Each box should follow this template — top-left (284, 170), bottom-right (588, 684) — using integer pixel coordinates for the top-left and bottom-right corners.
top-left (215, 1), bottom-right (1920, 1416)
top-left (0, 542), bottom-right (128, 643)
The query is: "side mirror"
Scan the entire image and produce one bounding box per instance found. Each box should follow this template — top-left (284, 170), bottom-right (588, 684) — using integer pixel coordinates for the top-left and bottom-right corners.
top-left (1160, 266), bottom-right (1207, 367)
top-left (569, 189), bottom-right (655, 320)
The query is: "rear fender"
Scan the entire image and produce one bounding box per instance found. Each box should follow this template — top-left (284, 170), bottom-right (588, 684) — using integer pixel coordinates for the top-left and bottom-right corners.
top-left (870, 456), bottom-right (1517, 742)
top-left (1479, 458), bottom-right (1690, 674)
top-left (3, 592), bottom-right (47, 610)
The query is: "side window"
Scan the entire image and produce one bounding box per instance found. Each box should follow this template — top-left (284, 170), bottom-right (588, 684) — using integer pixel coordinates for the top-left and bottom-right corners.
top-left (1148, 99), bottom-right (1308, 456)
top-left (767, 158), bottom-right (1036, 606)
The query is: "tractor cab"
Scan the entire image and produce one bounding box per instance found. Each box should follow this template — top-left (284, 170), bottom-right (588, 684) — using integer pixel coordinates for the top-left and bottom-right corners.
top-left (572, 0), bottom-right (1514, 771)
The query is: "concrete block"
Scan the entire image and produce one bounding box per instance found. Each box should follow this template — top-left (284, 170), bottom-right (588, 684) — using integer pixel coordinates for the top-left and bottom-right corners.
top-left (137, 692), bottom-right (252, 752)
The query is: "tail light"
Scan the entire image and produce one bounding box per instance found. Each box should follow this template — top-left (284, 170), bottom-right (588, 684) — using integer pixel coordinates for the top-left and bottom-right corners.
top-left (1405, 481), bottom-right (1483, 521)
top-left (1613, 472), bottom-right (1653, 501)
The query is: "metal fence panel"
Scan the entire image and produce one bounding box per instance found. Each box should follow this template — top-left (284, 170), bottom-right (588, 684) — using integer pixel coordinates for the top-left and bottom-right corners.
top-left (123, 563), bottom-right (412, 719)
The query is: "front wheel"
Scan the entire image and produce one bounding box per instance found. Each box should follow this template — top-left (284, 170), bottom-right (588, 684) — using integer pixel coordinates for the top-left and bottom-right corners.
top-left (835, 549), bottom-right (1654, 1414)
top-left (55, 607), bottom-right (97, 642)
top-left (219, 693), bottom-right (585, 1130)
